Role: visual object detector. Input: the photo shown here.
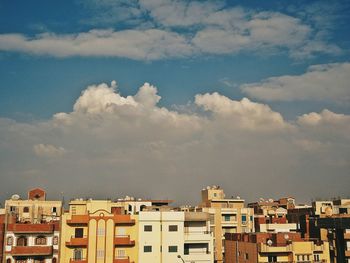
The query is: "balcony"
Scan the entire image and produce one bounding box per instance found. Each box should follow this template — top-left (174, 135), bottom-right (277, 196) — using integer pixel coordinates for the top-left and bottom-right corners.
top-left (7, 223), bottom-right (54, 233)
top-left (344, 233), bottom-right (350, 240)
top-left (345, 250), bottom-right (350, 257)
top-left (258, 243), bottom-right (292, 253)
top-left (114, 235), bottom-right (135, 246)
top-left (66, 236), bottom-right (88, 247)
top-left (183, 251), bottom-right (212, 262)
top-left (114, 257), bottom-right (133, 263)
top-left (70, 258), bottom-right (87, 263)
top-left (114, 215), bottom-right (135, 225)
top-left (11, 246), bottom-right (53, 256)
top-left (184, 231), bottom-right (212, 243)
top-left (67, 215), bottom-right (89, 225)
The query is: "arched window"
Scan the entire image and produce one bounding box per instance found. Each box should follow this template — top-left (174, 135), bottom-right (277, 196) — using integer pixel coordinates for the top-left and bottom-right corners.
top-left (6, 258), bottom-right (11, 263)
top-left (7, 236), bottom-right (13, 246)
top-left (16, 236), bottom-right (27, 246)
top-left (35, 236), bottom-right (47, 245)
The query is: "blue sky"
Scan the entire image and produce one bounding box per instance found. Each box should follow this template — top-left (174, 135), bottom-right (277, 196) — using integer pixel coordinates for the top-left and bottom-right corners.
top-left (0, 0), bottom-right (349, 203)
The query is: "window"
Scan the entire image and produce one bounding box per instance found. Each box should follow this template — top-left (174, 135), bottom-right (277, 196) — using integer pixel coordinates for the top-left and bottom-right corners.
top-left (224, 215), bottom-right (230, 221)
top-left (52, 207), bottom-right (57, 213)
top-left (23, 207), bottom-right (29, 213)
top-left (7, 236), bottom-right (13, 246)
top-left (17, 236), bottom-right (27, 246)
top-left (35, 236), bottom-right (47, 245)
top-left (75, 228), bottom-right (84, 238)
top-left (214, 193), bottom-right (217, 197)
top-left (74, 249), bottom-right (83, 260)
top-left (52, 258), bottom-right (57, 263)
top-left (244, 253), bottom-right (249, 260)
top-left (144, 246), bottom-right (152, 252)
top-left (6, 259), bottom-right (11, 263)
top-left (97, 228), bottom-right (105, 236)
top-left (210, 215), bottom-right (215, 224)
top-left (97, 250), bottom-right (104, 258)
top-left (10, 206), bottom-right (16, 212)
top-left (15, 260), bottom-right (26, 263)
top-left (116, 250), bottom-right (126, 258)
top-left (314, 254), bottom-right (320, 261)
top-left (168, 246), bottom-right (178, 253)
top-left (242, 215), bottom-right (247, 222)
top-left (144, 225), bottom-right (152, 232)
top-left (268, 255), bottom-right (277, 262)
top-left (53, 236), bottom-right (59, 245)
top-left (169, 225), bottom-right (178, 232)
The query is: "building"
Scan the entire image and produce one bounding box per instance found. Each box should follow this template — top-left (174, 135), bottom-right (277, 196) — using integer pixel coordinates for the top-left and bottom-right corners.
top-left (198, 186), bottom-right (254, 263)
top-left (225, 232), bottom-right (330, 263)
top-left (3, 188), bottom-right (62, 263)
top-left (138, 211), bottom-right (213, 263)
top-left (0, 209), bottom-right (5, 263)
top-left (59, 199), bottom-right (138, 263)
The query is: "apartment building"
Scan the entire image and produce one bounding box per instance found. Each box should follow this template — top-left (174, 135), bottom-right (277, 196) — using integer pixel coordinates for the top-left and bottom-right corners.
top-left (225, 232), bottom-right (330, 263)
top-left (198, 186), bottom-right (254, 263)
top-left (59, 199), bottom-right (138, 263)
top-left (138, 211), bottom-right (213, 263)
top-left (3, 188), bottom-right (62, 263)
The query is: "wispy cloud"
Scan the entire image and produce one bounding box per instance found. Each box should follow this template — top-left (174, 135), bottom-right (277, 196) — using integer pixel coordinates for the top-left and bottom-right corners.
top-left (0, 1), bottom-right (342, 60)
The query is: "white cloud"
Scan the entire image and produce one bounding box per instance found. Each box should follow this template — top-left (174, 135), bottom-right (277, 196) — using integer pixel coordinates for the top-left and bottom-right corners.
top-left (0, 2), bottom-right (341, 60)
top-left (241, 62), bottom-right (350, 103)
top-left (195, 92), bottom-right (289, 131)
top-left (0, 29), bottom-right (193, 60)
top-left (1, 80), bottom-right (349, 203)
top-left (33, 144), bottom-right (66, 157)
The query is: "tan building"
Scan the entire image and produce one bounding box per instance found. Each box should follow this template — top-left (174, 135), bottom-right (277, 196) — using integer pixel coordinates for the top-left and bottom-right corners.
top-left (59, 199), bottom-right (138, 263)
top-left (3, 188), bottom-right (62, 263)
top-left (198, 186), bottom-right (254, 263)
top-left (225, 232), bottom-right (330, 263)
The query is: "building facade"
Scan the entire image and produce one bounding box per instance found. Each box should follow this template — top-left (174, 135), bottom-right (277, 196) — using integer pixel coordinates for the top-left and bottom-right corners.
top-left (3, 188), bottom-right (62, 263)
top-left (199, 186), bottom-right (254, 263)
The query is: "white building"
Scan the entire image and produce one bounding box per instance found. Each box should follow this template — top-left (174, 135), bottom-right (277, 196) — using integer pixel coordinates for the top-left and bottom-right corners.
top-left (138, 211), bottom-right (213, 263)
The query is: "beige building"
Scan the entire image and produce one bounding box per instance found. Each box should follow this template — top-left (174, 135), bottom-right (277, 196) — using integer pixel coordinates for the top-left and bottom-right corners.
top-left (59, 199), bottom-right (138, 263)
top-left (198, 186), bottom-right (254, 263)
top-left (3, 188), bottom-right (62, 263)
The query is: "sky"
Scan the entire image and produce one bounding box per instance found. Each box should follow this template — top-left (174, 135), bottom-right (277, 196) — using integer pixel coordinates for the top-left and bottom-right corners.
top-left (0, 0), bottom-right (349, 205)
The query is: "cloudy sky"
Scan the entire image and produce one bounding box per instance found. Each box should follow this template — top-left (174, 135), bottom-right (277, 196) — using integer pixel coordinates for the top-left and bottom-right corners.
top-left (0, 0), bottom-right (349, 205)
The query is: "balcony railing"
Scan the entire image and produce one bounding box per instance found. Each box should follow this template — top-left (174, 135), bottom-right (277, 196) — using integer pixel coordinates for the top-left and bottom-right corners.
top-left (114, 215), bottom-right (135, 225)
top-left (70, 258), bottom-right (87, 263)
top-left (114, 257), bottom-right (133, 263)
top-left (11, 246), bottom-right (53, 256)
top-left (7, 223), bottom-right (54, 233)
top-left (258, 243), bottom-right (293, 253)
top-left (114, 235), bottom-right (135, 246)
top-left (67, 215), bottom-right (89, 224)
top-left (66, 235), bottom-right (88, 247)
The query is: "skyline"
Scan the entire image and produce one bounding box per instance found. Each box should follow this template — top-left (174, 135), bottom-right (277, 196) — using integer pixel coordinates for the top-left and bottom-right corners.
top-left (0, 0), bottom-right (349, 205)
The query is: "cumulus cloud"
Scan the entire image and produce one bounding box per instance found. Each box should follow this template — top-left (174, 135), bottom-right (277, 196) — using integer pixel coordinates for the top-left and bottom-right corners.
top-left (0, 81), bottom-right (349, 203)
top-left (33, 144), bottom-right (66, 157)
top-left (241, 62), bottom-right (350, 103)
top-left (0, 1), bottom-right (341, 60)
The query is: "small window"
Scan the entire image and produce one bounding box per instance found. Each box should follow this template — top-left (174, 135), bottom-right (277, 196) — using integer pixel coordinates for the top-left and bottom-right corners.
top-left (75, 228), bottom-right (84, 238)
top-left (242, 215), bottom-right (247, 222)
top-left (7, 236), bottom-right (13, 246)
top-left (74, 249), bottom-right (83, 260)
top-left (53, 236), bottom-right (59, 245)
top-left (169, 225), bottom-right (178, 232)
top-left (16, 236), bottom-right (27, 246)
top-left (224, 215), bottom-right (230, 221)
top-left (52, 258), bottom-right (57, 263)
top-left (144, 246), bottom-right (152, 252)
top-left (168, 246), bottom-right (178, 253)
top-left (23, 207), bottom-right (29, 213)
top-left (244, 253), bottom-right (249, 260)
top-left (52, 207), bottom-right (57, 213)
top-left (214, 193), bottom-right (217, 197)
top-left (10, 206), bottom-right (16, 212)
top-left (6, 259), bottom-right (11, 263)
top-left (35, 236), bottom-right (47, 245)
top-left (144, 225), bottom-right (152, 232)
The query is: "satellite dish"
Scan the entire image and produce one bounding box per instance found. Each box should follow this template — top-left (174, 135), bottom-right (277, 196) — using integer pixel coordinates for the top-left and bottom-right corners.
top-left (284, 234), bottom-right (290, 240)
top-left (236, 196), bottom-right (241, 199)
top-left (11, 194), bottom-right (20, 200)
top-left (325, 207), bottom-right (333, 217)
top-left (269, 199), bottom-right (274, 203)
top-left (267, 239), bottom-right (273, 246)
